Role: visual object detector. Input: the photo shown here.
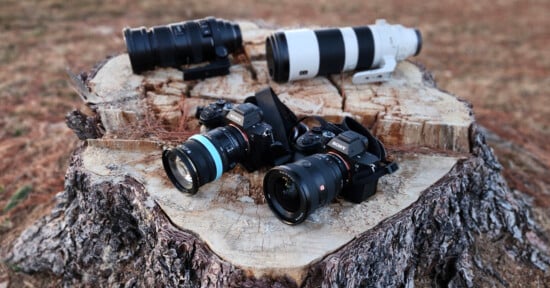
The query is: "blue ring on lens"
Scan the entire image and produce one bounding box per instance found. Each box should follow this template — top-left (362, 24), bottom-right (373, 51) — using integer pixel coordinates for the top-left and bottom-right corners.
top-left (190, 135), bottom-right (223, 180)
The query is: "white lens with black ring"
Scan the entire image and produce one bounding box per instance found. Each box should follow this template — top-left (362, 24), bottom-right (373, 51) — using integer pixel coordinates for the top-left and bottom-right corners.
top-left (340, 27), bottom-right (359, 71)
top-left (265, 20), bottom-right (422, 83)
top-left (285, 29), bottom-right (320, 81)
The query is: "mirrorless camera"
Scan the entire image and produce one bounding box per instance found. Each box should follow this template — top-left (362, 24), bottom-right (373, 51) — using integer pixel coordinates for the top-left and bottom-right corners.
top-left (264, 119), bottom-right (398, 225)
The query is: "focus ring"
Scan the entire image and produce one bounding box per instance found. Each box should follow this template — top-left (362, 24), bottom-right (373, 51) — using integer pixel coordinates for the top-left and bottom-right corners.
top-left (190, 135), bottom-right (224, 180)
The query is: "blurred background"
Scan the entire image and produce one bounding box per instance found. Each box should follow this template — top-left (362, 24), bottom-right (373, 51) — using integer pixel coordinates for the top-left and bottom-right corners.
top-left (0, 0), bottom-right (548, 286)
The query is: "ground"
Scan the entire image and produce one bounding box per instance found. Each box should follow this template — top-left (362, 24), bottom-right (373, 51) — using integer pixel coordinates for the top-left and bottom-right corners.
top-left (0, 0), bottom-right (548, 286)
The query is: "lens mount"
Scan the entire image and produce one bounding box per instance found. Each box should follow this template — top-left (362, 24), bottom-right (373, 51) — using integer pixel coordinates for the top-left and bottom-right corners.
top-left (215, 19), bottom-right (243, 54)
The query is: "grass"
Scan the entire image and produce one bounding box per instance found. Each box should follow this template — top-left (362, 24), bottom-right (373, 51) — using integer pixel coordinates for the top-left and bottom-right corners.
top-left (12, 127), bottom-right (27, 137)
top-left (3, 185), bottom-right (32, 213)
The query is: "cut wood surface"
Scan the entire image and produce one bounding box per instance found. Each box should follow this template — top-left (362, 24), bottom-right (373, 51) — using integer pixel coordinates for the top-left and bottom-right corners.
top-left (7, 21), bottom-right (549, 287)
top-left (81, 138), bottom-right (461, 281)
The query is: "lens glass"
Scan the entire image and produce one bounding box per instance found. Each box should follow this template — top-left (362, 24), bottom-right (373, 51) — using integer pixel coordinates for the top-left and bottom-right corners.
top-left (273, 175), bottom-right (300, 213)
top-left (162, 149), bottom-right (199, 193)
top-left (173, 157), bottom-right (194, 191)
top-left (264, 154), bottom-right (347, 224)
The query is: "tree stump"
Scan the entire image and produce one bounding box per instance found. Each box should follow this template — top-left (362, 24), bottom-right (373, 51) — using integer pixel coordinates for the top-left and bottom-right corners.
top-left (7, 21), bottom-right (549, 287)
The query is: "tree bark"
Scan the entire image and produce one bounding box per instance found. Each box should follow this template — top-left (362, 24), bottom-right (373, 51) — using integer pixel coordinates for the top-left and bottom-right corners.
top-left (6, 21), bottom-right (549, 287)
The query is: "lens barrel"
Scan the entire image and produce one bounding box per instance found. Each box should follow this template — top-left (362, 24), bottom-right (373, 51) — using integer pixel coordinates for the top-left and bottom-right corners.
top-left (124, 18), bottom-right (242, 73)
top-left (264, 153), bottom-right (347, 224)
top-left (162, 125), bottom-right (247, 194)
top-left (265, 22), bottom-right (422, 82)
top-left (265, 32), bottom-right (290, 83)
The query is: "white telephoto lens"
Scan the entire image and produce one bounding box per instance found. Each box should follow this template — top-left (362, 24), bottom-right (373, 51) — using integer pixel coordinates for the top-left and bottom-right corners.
top-left (265, 20), bottom-right (422, 83)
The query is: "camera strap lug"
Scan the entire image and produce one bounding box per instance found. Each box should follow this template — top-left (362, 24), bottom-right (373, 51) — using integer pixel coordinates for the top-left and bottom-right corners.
top-left (351, 55), bottom-right (397, 84)
top-left (353, 161), bottom-right (399, 186)
top-left (368, 163), bottom-right (376, 173)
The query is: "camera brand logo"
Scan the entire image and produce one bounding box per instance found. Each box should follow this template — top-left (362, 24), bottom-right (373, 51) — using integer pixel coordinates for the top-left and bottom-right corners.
top-left (331, 141), bottom-right (347, 152)
top-left (227, 111), bottom-right (244, 126)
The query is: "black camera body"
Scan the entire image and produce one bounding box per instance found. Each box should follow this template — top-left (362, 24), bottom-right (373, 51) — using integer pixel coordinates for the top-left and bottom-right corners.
top-left (325, 130), bottom-right (394, 203)
top-left (224, 103), bottom-right (278, 172)
top-left (195, 99), bottom-right (234, 129)
top-left (195, 100), bottom-right (279, 171)
top-left (293, 126), bottom-right (336, 157)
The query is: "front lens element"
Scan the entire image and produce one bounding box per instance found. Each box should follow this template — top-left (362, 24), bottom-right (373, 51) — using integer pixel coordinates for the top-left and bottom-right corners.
top-left (162, 148), bottom-right (200, 194)
top-left (273, 175), bottom-right (300, 213)
top-left (174, 157), bottom-right (194, 191)
top-left (414, 29), bottom-right (423, 56)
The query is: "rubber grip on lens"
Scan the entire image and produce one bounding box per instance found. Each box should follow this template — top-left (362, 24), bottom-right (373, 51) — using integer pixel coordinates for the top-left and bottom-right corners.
top-left (190, 135), bottom-right (223, 180)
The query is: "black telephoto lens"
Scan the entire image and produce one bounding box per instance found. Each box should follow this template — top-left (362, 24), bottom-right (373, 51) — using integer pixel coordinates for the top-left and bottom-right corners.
top-left (162, 125), bottom-right (247, 194)
top-left (123, 17), bottom-right (242, 74)
top-left (264, 153), bottom-right (347, 224)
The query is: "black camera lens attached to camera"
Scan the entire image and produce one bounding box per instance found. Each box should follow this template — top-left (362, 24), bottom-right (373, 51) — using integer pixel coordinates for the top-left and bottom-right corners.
top-left (162, 104), bottom-right (260, 194)
top-left (123, 17), bottom-right (242, 80)
top-left (162, 124), bottom-right (248, 194)
top-left (264, 153), bottom-right (346, 224)
top-left (266, 19), bottom-right (422, 84)
top-left (264, 128), bottom-right (398, 225)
